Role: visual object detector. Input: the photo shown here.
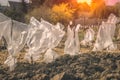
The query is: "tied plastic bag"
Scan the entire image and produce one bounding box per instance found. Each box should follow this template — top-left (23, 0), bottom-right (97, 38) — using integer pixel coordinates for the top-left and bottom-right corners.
top-left (25, 17), bottom-right (65, 62)
top-left (25, 19), bottom-right (45, 62)
top-left (4, 30), bottom-right (28, 71)
top-left (64, 24), bottom-right (81, 55)
top-left (43, 49), bottom-right (60, 63)
top-left (25, 48), bottom-right (43, 62)
top-left (107, 13), bottom-right (118, 39)
top-left (93, 21), bottom-right (117, 51)
top-left (0, 12), bottom-right (10, 22)
top-left (81, 27), bottom-right (95, 46)
top-left (4, 55), bottom-right (17, 71)
top-left (93, 14), bottom-right (118, 51)
top-left (74, 24), bottom-right (81, 53)
top-left (0, 20), bottom-right (11, 40)
top-left (3, 20), bottom-right (29, 71)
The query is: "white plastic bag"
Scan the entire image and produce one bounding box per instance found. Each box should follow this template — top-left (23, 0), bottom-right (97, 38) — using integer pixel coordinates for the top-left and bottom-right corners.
top-left (4, 20), bottom-right (29, 71)
top-left (4, 55), bottom-right (17, 71)
top-left (93, 14), bottom-right (117, 51)
top-left (64, 24), bottom-right (81, 55)
top-left (81, 27), bottom-right (95, 46)
top-left (25, 17), bottom-right (65, 62)
top-left (43, 49), bottom-right (60, 63)
top-left (93, 23), bottom-right (116, 51)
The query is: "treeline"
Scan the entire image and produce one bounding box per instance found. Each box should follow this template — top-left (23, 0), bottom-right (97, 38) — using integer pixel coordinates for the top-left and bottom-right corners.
top-left (26, 0), bottom-right (120, 25)
top-left (2, 0), bottom-right (28, 22)
top-left (91, 0), bottom-right (120, 18)
top-left (2, 0), bottom-right (120, 25)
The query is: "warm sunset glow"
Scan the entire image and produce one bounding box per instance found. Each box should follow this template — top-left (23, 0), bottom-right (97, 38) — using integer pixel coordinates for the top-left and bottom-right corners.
top-left (77, 0), bottom-right (92, 5)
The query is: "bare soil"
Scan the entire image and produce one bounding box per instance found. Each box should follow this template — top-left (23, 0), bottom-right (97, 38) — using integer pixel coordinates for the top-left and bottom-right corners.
top-left (0, 50), bottom-right (120, 80)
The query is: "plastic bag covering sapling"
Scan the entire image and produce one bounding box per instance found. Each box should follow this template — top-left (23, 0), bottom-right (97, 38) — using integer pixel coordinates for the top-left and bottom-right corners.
top-left (3, 20), bottom-right (29, 71)
top-left (0, 13), bottom-right (10, 22)
top-left (64, 24), bottom-right (81, 55)
top-left (93, 14), bottom-right (117, 51)
top-left (43, 48), bottom-right (60, 63)
top-left (0, 20), bottom-right (11, 40)
top-left (25, 17), bottom-right (65, 62)
top-left (81, 27), bottom-right (95, 46)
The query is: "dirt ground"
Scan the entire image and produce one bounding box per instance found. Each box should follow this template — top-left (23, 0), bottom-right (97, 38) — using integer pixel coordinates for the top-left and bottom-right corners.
top-left (0, 26), bottom-right (120, 80)
top-left (0, 47), bottom-right (120, 80)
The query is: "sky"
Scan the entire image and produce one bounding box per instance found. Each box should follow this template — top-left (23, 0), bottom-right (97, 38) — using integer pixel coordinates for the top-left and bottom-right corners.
top-left (77, 0), bottom-right (92, 5)
top-left (105, 0), bottom-right (120, 5)
top-left (77, 0), bottom-right (120, 6)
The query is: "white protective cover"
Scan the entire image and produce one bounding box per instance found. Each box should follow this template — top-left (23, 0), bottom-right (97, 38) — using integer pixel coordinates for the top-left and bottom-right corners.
top-left (93, 14), bottom-right (118, 51)
top-left (0, 13), bottom-right (10, 22)
top-left (81, 27), bottom-right (95, 46)
top-left (3, 20), bottom-right (29, 71)
top-left (25, 17), bottom-right (44, 62)
top-left (25, 17), bottom-right (65, 62)
top-left (0, 20), bottom-right (11, 40)
top-left (43, 48), bottom-right (60, 63)
top-left (64, 24), bottom-right (80, 55)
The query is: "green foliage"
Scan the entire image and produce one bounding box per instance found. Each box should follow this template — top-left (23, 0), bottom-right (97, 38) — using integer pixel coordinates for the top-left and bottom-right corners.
top-left (3, 8), bottom-right (25, 22)
top-left (26, 3), bottom-right (75, 26)
top-left (26, 6), bottom-right (53, 23)
top-left (91, 2), bottom-right (120, 18)
top-left (2, 0), bottom-right (120, 24)
top-left (51, 3), bottom-right (75, 25)
top-left (1, 0), bottom-right (28, 22)
top-left (114, 2), bottom-right (120, 17)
